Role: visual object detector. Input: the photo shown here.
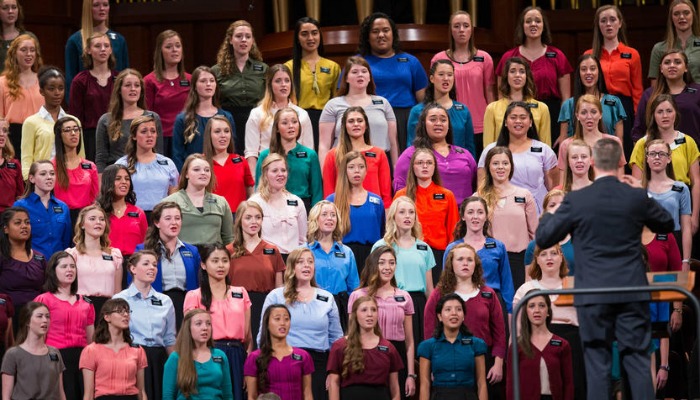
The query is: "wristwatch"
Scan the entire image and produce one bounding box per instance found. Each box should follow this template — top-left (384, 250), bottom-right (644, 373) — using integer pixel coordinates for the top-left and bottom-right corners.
top-left (407, 374), bottom-right (418, 379)
top-left (660, 365), bottom-right (670, 372)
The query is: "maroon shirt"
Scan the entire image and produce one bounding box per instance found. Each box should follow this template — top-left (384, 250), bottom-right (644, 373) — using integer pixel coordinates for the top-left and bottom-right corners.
top-left (0, 294), bottom-right (13, 347)
top-left (327, 337), bottom-right (403, 388)
top-left (506, 334), bottom-right (574, 400)
top-left (69, 70), bottom-right (117, 129)
top-left (0, 252), bottom-right (46, 307)
top-left (646, 233), bottom-right (682, 273)
top-left (0, 158), bottom-right (23, 212)
top-left (424, 285), bottom-right (506, 358)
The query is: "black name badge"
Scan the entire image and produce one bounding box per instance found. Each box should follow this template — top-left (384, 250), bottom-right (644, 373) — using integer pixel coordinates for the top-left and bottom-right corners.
top-left (33, 254), bottom-right (44, 261)
top-left (372, 99), bottom-right (384, 105)
top-left (157, 159), bottom-right (168, 165)
top-left (455, 147), bottom-right (464, 154)
top-left (397, 57), bottom-right (409, 62)
top-left (604, 99), bottom-right (616, 106)
top-left (433, 193), bottom-right (446, 200)
top-left (232, 157), bottom-right (243, 164)
top-left (287, 199), bottom-right (298, 206)
top-left (514, 196), bottom-right (526, 204)
top-left (253, 64), bottom-right (264, 72)
top-left (6, 162), bottom-right (16, 169)
top-left (675, 137), bottom-right (687, 145)
top-left (317, 294), bottom-right (329, 302)
top-left (151, 298), bottom-right (163, 306)
top-left (545, 51), bottom-right (557, 58)
top-left (454, 103), bottom-right (464, 110)
top-left (688, 87), bottom-right (698, 94)
top-left (231, 292), bottom-right (243, 299)
top-left (394, 295), bottom-right (406, 302)
top-left (292, 353), bottom-right (303, 361)
top-left (127, 212), bottom-right (139, 217)
top-left (472, 56), bottom-right (484, 62)
top-left (417, 244), bottom-right (428, 251)
top-left (657, 233), bottom-right (668, 241)
top-left (263, 248), bottom-right (275, 255)
top-left (672, 185), bottom-right (684, 192)
top-left (295, 151), bottom-right (308, 158)
top-left (320, 67), bottom-right (331, 74)
top-left (620, 53), bottom-right (632, 59)
top-left (53, 206), bottom-right (63, 213)
top-left (334, 252), bottom-right (346, 258)
top-left (526, 103), bottom-right (538, 108)
top-left (81, 163), bottom-right (92, 170)
top-left (694, 40), bottom-right (700, 47)
top-left (550, 339), bottom-right (562, 346)
top-left (181, 250), bottom-right (193, 258)
top-left (461, 338), bottom-right (473, 345)
top-left (484, 241), bottom-right (496, 249)
top-left (213, 356), bottom-right (223, 363)
top-left (364, 151), bottom-right (377, 158)
top-left (102, 254), bottom-right (113, 261)
top-left (82, 295), bottom-right (93, 304)
top-left (481, 291), bottom-right (492, 299)
top-left (377, 345), bottom-right (389, 352)
top-left (49, 353), bottom-right (59, 361)
top-left (530, 147), bottom-right (542, 153)
top-left (0, 298), bottom-right (6, 305)
top-left (179, 80), bottom-right (190, 87)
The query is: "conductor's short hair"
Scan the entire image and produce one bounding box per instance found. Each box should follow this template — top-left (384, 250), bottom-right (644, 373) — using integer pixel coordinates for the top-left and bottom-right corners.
top-left (592, 138), bottom-right (622, 172)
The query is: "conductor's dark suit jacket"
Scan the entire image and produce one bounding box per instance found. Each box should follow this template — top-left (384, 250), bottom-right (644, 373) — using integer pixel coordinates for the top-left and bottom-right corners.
top-left (536, 175), bottom-right (674, 305)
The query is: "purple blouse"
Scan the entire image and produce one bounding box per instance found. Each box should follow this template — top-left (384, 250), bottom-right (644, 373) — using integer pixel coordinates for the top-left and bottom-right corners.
top-left (243, 348), bottom-right (314, 400)
top-left (0, 252), bottom-right (46, 306)
top-left (632, 83), bottom-right (700, 143)
top-left (393, 145), bottom-right (477, 204)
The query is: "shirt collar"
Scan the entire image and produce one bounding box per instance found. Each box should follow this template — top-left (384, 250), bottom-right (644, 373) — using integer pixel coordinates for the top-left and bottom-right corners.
top-left (37, 106), bottom-right (68, 122)
top-left (127, 284), bottom-right (156, 299)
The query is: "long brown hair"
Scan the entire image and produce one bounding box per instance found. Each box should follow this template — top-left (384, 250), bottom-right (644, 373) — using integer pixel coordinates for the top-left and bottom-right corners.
top-left (53, 116), bottom-right (83, 190)
top-left (230, 201), bottom-right (264, 258)
top-left (202, 115), bottom-right (235, 160)
top-left (453, 196), bottom-right (490, 240)
top-left (153, 30), bottom-right (186, 82)
top-left (123, 114), bottom-right (156, 174)
top-left (514, 6), bottom-right (552, 45)
top-left (177, 153), bottom-right (216, 192)
top-left (174, 309), bottom-right (214, 397)
top-left (0, 0), bottom-right (24, 38)
top-left (358, 246), bottom-right (397, 297)
top-left (216, 20), bottom-right (262, 76)
top-left (182, 66), bottom-right (221, 145)
top-left (3, 34), bottom-right (42, 99)
top-left (404, 148), bottom-right (441, 201)
top-left (20, 160), bottom-right (52, 199)
top-left (498, 57), bottom-right (537, 100)
top-left (256, 304), bottom-right (290, 391)
top-left (14, 302), bottom-right (48, 345)
top-left (438, 243), bottom-right (484, 295)
top-left (447, 10), bottom-right (477, 57)
top-left (518, 291), bottom-right (552, 358)
top-left (82, 32), bottom-right (115, 70)
top-left (645, 94), bottom-right (680, 141)
top-left (642, 139), bottom-right (676, 187)
top-left (257, 64), bottom-right (297, 132)
top-left (342, 296), bottom-right (381, 378)
top-left (107, 69), bottom-right (146, 142)
top-left (528, 245), bottom-right (568, 280)
top-left (337, 56), bottom-right (376, 96)
top-left (563, 140), bottom-right (594, 192)
top-left (591, 5), bottom-right (628, 59)
top-left (663, 0), bottom-right (700, 52)
top-left (336, 106), bottom-right (371, 170)
top-left (282, 248), bottom-right (318, 304)
top-left (650, 50), bottom-right (694, 103)
top-left (268, 107), bottom-right (301, 157)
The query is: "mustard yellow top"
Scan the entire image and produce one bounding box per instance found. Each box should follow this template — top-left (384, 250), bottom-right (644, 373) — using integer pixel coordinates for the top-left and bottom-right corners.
top-left (284, 57), bottom-right (340, 110)
top-left (482, 97), bottom-right (551, 147)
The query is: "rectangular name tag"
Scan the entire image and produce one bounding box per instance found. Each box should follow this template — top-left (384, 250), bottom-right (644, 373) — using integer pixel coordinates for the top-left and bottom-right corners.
top-left (151, 298), bottom-right (163, 306)
top-left (232, 292), bottom-right (243, 299)
top-left (287, 199), bottom-right (298, 206)
top-left (514, 196), bottom-right (526, 204)
top-left (317, 294), bottom-right (329, 302)
top-left (263, 248), bottom-right (275, 255)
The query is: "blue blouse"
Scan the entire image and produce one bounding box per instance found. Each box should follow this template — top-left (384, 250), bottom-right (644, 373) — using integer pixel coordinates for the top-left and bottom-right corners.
top-left (305, 241), bottom-right (359, 295)
top-left (172, 110), bottom-right (236, 170)
top-left (327, 192), bottom-right (385, 245)
top-left (417, 333), bottom-right (487, 388)
top-left (558, 93), bottom-right (627, 137)
top-left (14, 193), bottom-right (72, 259)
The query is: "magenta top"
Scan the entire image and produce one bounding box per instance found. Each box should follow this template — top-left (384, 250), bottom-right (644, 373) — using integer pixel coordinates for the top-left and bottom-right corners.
top-left (327, 337), bottom-right (403, 387)
top-left (495, 46), bottom-right (573, 100)
top-left (51, 159), bottom-right (99, 210)
top-left (144, 72), bottom-right (191, 138)
top-left (348, 287), bottom-right (414, 341)
top-left (108, 203), bottom-right (148, 256)
top-left (0, 252), bottom-right (46, 306)
top-left (243, 348), bottom-right (314, 400)
top-left (431, 50), bottom-right (495, 133)
top-left (34, 292), bottom-right (95, 348)
top-left (394, 145), bottom-right (477, 205)
top-left (68, 70), bottom-right (117, 129)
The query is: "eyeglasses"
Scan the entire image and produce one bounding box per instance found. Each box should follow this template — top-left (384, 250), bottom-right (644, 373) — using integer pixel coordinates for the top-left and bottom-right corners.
top-left (109, 309), bottom-right (131, 316)
top-left (61, 127), bottom-right (81, 134)
top-left (646, 151), bottom-right (670, 159)
top-left (414, 161), bottom-right (435, 167)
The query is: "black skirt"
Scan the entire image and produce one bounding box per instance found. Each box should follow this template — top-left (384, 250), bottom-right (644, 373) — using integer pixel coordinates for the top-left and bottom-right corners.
top-left (301, 348), bottom-right (330, 400)
top-left (60, 346), bottom-right (84, 400)
top-left (408, 291), bottom-right (427, 344)
top-left (142, 346), bottom-right (167, 400)
top-left (550, 323), bottom-right (586, 400)
top-left (163, 288), bottom-right (186, 330)
top-left (248, 291), bottom-right (269, 349)
top-left (306, 108), bottom-right (322, 152)
top-left (334, 291), bottom-right (350, 331)
top-left (346, 243), bottom-right (373, 277)
top-left (83, 127), bottom-right (97, 162)
top-left (393, 106), bottom-right (412, 152)
top-left (506, 251), bottom-right (526, 293)
top-left (389, 340), bottom-right (408, 400)
top-left (431, 386), bottom-right (477, 400)
top-left (8, 123), bottom-right (21, 161)
top-left (340, 385), bottom-right (390, 400)
top-left (85, 296), bottom-right (110, 326)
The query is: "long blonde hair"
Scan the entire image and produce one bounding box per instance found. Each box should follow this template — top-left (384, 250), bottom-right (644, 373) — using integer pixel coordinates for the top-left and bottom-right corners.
top-left (3, 34), bottom-right (42, 100)
top-left (80, 0), bottom-right (108, 51)
top-left (383, 196), bottom-right (423, 246)
top-left (257, 64), bottom-right (297, 132)
top-left (107, 69), bottom-right (146, 142)
top-left (182, 66), bottom-right (221, 145)
top-left (257, 153), bottom-right (288, 201)
top-left (307, 201), bottom-right (343, 244)
top-left (230, 201), bottom-right (264, 258)
top-left (73, 204), bottom-right (112, 254)
top-left (333, 151), bottom-right (365, 237)
top-left (175, 309), bottom-right (214, 397)
top-left (282, 248), bottom-right (318, 304)
top-left (478, 146), bottom-right (513, 213)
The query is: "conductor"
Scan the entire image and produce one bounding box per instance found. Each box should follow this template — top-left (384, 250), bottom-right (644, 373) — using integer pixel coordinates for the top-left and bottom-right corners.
top-left (536, 138), bottom-right (674, 400)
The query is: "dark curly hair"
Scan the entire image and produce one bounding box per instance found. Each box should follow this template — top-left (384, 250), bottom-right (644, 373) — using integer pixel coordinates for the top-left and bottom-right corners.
top-left (96, 164), bottom-right (137, 215)
top-left (358, 12), bottom-right (400, 56)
